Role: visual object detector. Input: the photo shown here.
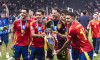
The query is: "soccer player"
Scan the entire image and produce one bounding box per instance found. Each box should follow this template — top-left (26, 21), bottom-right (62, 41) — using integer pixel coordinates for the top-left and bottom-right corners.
top-left (87, 12), bottom-right (100, 57)
top-left (0, 4), bottom-right (9, 58)
top-left (60, 9), bottom-right (71, 60)
top-left (46, 7), bottom-right (66, 60)
top-left (11, 8), bottom-right (32, 60)
top-left (29, 9), bottom-right (46, 60)
top-left (57, 12), bottom-right (93, 60)
top-left (28, 9), bottom-right (37, 21)
top-left (60, 9), bottom-right (69, 21)
top-left (55, 12), bottom-right (83, 60)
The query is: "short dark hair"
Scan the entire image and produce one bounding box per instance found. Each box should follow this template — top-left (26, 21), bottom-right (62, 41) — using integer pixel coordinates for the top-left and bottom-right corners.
top-left (74, 12), bottom-right (79, 17)
top-left (52, 7), bottom-right (60, 14)
top-left (36, 9), bottom-right (44, 15)
top-left (82, 10), bottom-right (87, 15)
top-left (66, 12), bottom-right (75, 18)
top-left (61, 9), bottom-right (69, 15)
top-left (22, 8), bottom-right (29, 13)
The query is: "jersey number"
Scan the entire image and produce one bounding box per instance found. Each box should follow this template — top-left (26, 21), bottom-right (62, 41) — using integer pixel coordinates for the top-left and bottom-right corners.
top-left (80, 28), bottom-right (87, 40)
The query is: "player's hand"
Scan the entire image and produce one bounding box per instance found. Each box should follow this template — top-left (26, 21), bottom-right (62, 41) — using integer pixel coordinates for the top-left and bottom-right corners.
top-left (56, 49), bottom-right (61, 54)
top-left (11, 44), bottom-right (14, 50)
top-left (2, 3), bottom-right (7, 7)
top-left (56, 49), bottom-right (63, 55)
top-left (41, 32), bottom-right (46, 37)
top-left (53, 31), bottom-right (58, 35)
top-left (43, 19), bottom-right (47, 24)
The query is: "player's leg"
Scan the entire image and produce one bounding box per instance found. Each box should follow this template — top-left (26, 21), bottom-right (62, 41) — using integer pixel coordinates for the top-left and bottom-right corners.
top-left (13, 45), bottom-right (21, 60)
top-left (79, 50), bottom-right (93, 60)
top-left (0, 45), bottom-right (1, 57)
top-left (66, 48), bottom-right (70, 60)
top-left (37, 47), bottom-right (45, 60)
top-left (94, 38), bottom-right (99, 56)
top-left (92, 38), bottom-right (96, 50)
top-left (69, 46), bottom-right (73, 60)
top-left (92, 38), bottom-right (98, 57)
top-left (22, 45), bottom-right (29, 60)
top-left (0, 35), bottom-right (3, 57)
top-left (46, 48), bottom-right (53, 60)
top-left (72, 49), bottom-right (80, 60)
top-left (3, 34), bottom-right (9, 58)
top-left (29, 46), bottom-right (37, 60)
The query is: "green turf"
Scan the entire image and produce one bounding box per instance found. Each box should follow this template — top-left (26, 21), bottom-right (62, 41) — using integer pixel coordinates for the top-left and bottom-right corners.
top-left (88, 28), bottom-right (100, 60)
top-left (0, 28), bottom-right (100, 60)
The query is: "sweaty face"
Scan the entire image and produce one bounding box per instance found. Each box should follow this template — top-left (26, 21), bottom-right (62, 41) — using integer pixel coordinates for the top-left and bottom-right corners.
top-left (51, 10), bottom-right (60, 20)
top-left (29, 10), bottom-right (33, 16)
top-left (65, 15), bottom-right (73, 25)
top-left (60, 13), bottom-right (66, 21)
top-left (1, 14), bottom-right (5, 19)
top-left (36, 12), bottom-right (43, 21)
top-left (93, 14), bottom-right (98, 19)
top-left (21, 10), bottom-right (28, 19)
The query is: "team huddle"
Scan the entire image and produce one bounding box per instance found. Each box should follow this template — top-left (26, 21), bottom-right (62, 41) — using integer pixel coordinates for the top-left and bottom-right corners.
top-left (0, 4), bottom-right (100, 60)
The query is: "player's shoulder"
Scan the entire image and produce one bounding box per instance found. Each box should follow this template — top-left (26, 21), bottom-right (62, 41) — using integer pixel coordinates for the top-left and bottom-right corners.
top-left (72, 22), bottom-right (82, 29)
top-left (13, 19), bottom-right (20, 24)
top-left (89, 20), bottom-right (93, 22)
top-left (61, 21), bottom-right (65, 24)
top-left (46, 19), bottom-right (52, 24)
top-left (30, 20), bottom-right (37, 25)
top-left (27, 18), bottom-right (32, 22)
top-left (14, 19), bottom-right (20, 22)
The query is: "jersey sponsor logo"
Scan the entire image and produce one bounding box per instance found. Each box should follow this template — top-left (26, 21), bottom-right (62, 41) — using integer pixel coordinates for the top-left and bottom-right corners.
top-left (31, 26), bottom-right (33, 29)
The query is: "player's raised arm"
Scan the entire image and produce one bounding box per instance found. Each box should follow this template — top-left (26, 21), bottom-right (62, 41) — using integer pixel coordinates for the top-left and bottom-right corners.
top-left (2, 4), bottom-right (9, 18)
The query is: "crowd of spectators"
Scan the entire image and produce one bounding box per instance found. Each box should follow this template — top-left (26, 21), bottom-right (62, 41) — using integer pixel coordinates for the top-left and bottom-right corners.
top-left (0, 0), bottom-right (100, 15)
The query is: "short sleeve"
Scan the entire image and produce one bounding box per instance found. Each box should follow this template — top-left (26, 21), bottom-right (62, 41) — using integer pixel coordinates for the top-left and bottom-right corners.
top-left (68, 29), bottom-right (76, 40)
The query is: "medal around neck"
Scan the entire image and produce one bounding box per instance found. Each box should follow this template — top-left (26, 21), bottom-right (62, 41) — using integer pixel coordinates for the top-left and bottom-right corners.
top-left (20, 20), bottom-right (27, 36)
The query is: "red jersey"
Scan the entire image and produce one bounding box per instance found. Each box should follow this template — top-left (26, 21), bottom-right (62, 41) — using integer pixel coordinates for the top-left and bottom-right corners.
top-left (13, 19), bottom-right (32, 46)
top-left (88, 20), bottom-right (99, 38)
top-left (46, 16), bottom-right (52, 21)
top-left (32, 16), bottom-right (37, 20)
top-left (27, 16), bottom-right (37, 21)
top-left (68, 22), bottom-right (93, 53)
top-left (97, 20), bottom-right (100, 37)
top-left (30, 21), bottom-right (46, 47)
top-left (65, 22), bottom-right (81, 50)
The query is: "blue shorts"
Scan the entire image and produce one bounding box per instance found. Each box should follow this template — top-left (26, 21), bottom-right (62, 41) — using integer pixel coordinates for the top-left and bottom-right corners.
top-left (72, 49), bottom-right (80, 60)
top-left (13, 45), bottom-right (29, 59)
top-left (29, 46), bottom-right (44, 60)
top-left (0, 34), bottom-right (9, 45)
top-left (79, 50), bottom-right (93, 60)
